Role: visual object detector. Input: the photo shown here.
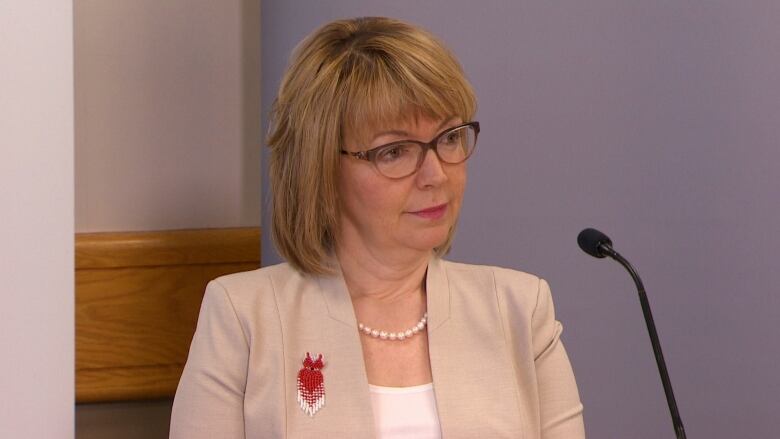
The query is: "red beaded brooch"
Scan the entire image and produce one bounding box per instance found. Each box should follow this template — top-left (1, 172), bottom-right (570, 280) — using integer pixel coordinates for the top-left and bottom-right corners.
top-left (297, 352), bottom-right (325, 416)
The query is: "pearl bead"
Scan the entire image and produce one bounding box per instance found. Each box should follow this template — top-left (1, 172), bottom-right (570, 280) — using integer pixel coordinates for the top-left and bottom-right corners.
top-left (357, 311), bottom-right (428, 342)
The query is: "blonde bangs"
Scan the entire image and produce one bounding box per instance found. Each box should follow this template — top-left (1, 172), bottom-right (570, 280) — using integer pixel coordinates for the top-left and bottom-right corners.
top-left (340, 39), bottom-right (476, 148)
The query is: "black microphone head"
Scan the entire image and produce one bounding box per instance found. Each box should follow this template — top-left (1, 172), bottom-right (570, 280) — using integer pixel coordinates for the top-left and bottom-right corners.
top-left (577, 228), bottom-right (613, 258)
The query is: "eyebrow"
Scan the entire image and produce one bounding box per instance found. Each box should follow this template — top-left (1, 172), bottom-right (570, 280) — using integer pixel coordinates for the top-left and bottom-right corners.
top-left (370, 116), bottom-right (457, 143)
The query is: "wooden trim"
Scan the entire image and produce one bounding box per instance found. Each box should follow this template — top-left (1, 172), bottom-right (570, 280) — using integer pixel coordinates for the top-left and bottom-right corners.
top-left (75, 227), bottom-right (260, 403)
top-left (76, 227), bottom-right (261, 269)
top-left (77, 364), bottom-right (185, 403)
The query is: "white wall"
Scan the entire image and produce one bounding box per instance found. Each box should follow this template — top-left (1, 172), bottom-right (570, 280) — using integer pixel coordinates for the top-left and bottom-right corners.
top-left (0, 1), bottom-right (75, 438)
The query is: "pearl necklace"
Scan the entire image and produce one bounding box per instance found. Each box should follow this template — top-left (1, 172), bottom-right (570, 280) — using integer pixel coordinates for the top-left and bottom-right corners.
top-left (358, 313), bottom-right (428, 341)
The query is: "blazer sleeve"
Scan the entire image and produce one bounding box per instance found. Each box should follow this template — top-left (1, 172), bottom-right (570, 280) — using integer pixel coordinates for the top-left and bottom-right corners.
top-left (170, 280), bottom-right (249, 439)
top-left (531, 278), bottom-right (586, 439)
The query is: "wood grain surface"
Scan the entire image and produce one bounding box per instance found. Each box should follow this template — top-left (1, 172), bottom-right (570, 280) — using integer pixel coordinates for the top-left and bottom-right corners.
top-left (75, 228), bottom-right (260, 403)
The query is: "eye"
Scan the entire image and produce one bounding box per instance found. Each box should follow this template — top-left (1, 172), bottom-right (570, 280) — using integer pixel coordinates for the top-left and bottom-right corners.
top-left (376, 144), bottom-right (412, 163)
top-left (442, 129), bottom-right (463, 145)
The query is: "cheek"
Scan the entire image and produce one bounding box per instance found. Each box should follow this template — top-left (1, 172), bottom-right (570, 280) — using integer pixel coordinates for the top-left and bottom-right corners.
top-left (448, 166), bottom-right (467, 206)
top-left (339, 166), bottom-right (406, 226)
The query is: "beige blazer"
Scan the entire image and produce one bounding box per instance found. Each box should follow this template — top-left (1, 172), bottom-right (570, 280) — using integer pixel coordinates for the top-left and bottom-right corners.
top-left (170, 257), bottom-right (585, 438)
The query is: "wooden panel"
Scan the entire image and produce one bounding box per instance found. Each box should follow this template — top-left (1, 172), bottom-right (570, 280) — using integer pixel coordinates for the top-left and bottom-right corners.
top-left (75, 228), bottom-right (260, 403)
top-left (76, 228), bottom-right (261, 269)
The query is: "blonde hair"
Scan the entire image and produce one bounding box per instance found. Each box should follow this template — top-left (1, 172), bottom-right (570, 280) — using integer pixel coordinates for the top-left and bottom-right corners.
top-left (266, 17), bottom-right (477, 274)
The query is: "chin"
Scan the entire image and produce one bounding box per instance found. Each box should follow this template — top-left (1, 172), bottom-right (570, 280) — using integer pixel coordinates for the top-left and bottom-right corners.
top-left (406, 228), bottom-right (450, 252)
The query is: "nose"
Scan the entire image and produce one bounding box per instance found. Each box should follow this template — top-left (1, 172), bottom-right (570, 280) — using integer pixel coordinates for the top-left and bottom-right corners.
top-left (415, 148), bottom-right (447, 187)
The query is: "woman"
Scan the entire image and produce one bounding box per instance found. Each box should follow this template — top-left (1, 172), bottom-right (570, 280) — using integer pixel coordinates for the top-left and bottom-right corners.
top-left (171, 17), bottom-right (584, 438)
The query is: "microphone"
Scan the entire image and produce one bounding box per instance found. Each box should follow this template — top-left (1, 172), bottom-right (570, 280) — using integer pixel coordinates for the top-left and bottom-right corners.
top-left (577, 228), bottom-right (687, 439)
top-left (576, 227), bottom-right (615, 258)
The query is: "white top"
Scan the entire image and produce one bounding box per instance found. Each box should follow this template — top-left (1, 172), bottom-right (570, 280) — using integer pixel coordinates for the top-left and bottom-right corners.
top-left (368, 383), bottom-right (442, 439)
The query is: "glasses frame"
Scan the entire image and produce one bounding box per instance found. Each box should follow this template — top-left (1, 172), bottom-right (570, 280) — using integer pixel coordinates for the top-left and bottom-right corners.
top-left (340, 121), bottom-right (480, 179)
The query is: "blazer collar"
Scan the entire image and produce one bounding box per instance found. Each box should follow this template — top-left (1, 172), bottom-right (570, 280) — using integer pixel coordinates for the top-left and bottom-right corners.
top-left (317, 254), bottom-right (451, 332)
top-left (316, 262), bottom-right (356, 327)
top-left (425, 256), bottom-right (451, 331)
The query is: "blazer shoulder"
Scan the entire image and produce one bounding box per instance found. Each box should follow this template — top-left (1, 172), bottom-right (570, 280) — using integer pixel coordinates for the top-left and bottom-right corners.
top-left (207, 262), bottom-right (302, 310)
top-left (441, 259), bottom-right (544, 292)
top-left (439, 259), bottom-right (549, 320)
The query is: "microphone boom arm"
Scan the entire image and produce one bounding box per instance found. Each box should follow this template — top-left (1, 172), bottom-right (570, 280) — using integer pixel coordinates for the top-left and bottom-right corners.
top-left (599, 243), bottom-right (687, 439)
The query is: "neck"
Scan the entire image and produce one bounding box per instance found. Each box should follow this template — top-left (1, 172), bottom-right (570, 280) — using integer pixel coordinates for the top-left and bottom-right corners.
top-left (336, 247), bottom-right (430, 303)
top-left (335, 236), bottom-right (430, 304)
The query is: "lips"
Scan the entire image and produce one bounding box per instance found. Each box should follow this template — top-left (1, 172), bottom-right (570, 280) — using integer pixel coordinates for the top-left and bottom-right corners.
top-left (409, 203), bottom-right (448, 219)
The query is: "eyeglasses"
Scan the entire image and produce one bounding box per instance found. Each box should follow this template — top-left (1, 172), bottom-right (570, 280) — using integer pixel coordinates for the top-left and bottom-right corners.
top-left (340, 121), bottom-right (480, 179)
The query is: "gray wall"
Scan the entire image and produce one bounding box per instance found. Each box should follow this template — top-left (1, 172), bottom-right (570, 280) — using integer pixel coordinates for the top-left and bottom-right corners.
top-left (261, 1), bottom-right (780, 437)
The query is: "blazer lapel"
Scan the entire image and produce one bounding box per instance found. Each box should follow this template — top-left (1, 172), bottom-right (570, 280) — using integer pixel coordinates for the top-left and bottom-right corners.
top-left (427, 258), bottom-right (525, 437)
top-left (279, 268), bottom-right (376, 438)
top-left (426, 256), bottom-right (451, 331)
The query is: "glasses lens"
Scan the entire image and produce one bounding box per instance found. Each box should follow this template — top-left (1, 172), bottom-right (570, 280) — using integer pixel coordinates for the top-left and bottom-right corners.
top-left (436, 125), bottom-right (477, 163)
top-left (375, 143), bottom-right (422, 178)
